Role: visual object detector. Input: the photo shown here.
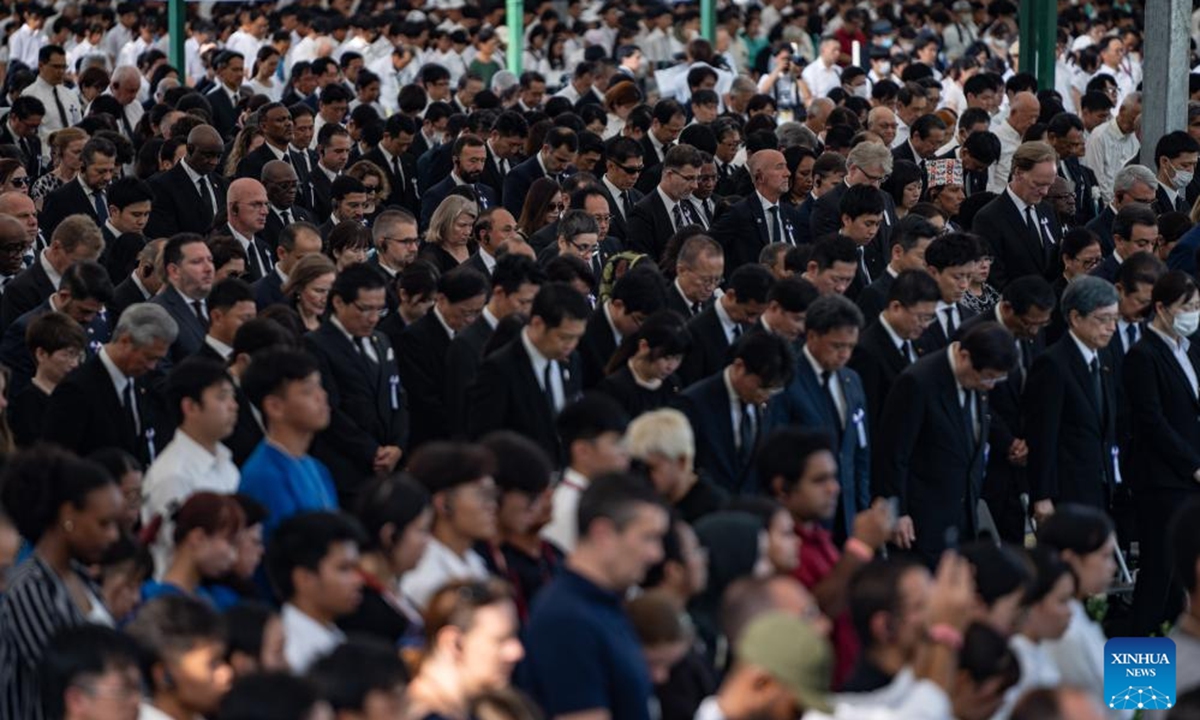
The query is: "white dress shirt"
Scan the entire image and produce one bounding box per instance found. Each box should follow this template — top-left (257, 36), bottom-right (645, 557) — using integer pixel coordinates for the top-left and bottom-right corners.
top-left (282, 603), bottom-right (346, 673)
top-left (987, 120), bottom-right (1025, 194)
top-left (399, 537), bottom-right (490, 610)
top-left (542, 467), bottom-right (589, 552)
top-left (23, 77), bottom-right (82, 150)
top-left (522, 327), bottom-right (564, 412)
top-left (1084, 117), bottom-right (1141, 203)
top-left (801, 59), bottom-right (842, 101)
top-left (1149, 324), bottom-right (1199, 397)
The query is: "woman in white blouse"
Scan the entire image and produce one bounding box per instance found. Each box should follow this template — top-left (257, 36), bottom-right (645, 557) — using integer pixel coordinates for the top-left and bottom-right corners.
top-left (245, 46), bottom-right (283, 101)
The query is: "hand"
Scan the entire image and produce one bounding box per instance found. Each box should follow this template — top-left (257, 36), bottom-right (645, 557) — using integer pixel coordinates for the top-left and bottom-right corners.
top-left (892, 515), bottom-right (916, 549)
top-left (853, 499), bottom-right (894, 550)
top-left (1032, 498), bottom-right (1054, 526)
top-left (926, 551), bottom-right (975, 632)
top-left (1007, 439), bottom-right (1028, 466)
top-left (1193, 468), bottom-right (1200, 484)
top-left (373, 445), bottom-right (403, 473)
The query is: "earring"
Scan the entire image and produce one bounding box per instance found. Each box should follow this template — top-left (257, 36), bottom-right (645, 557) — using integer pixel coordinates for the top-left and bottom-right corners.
top-left (62, 519), bottom-right (74, 532)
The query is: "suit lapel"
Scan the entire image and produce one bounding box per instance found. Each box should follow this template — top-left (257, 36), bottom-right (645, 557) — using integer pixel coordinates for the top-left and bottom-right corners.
top-left (1064, 341), bottom-right (1101, 416)
top-left (1003, 194), bottom-right (1046, 272)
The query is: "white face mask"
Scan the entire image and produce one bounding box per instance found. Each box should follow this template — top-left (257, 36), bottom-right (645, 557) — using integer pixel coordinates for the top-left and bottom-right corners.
top-left (1173, 309), bottom-right (1200, 337)
top-left (1172, 165), bottom-right (1194, 191)
top-left (877, 61), bottom-right (891, 75)
top-left (854, 83), bottom-right (870, 99)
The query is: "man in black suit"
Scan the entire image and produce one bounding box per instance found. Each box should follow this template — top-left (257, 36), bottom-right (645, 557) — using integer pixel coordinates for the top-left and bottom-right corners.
top-left (420, 134), bottom-right (498, 231)
top-left (395, 266), bottom-right (489, 449)
top-left (260, 160), bottom-right (315, 253)
top-left (110, 238), bottom-right (164, 328)
top-left (578, 265), bottom-right (667, 389)
top-left (1024, 276), bottom-right (1119, 522)
top-left (856, 215), bottom-right (939, 320)
top-left (203, 50), bottom-right (244, 140)
top-left (363, 113), bottom-right (420, 215)
top-left (668, 235), bottom-right (724, 319)
top-left (1151, 131), bottom-right (1199, 216)
top-left (1092, 203), bottom-right (1159, 284)
top-left (317, 176), bottom-right (370, 242)
top-left (150, 234), bottom-right (214, 364)
top-left (811, 141), bottom-right (897, 247)
top-left (849, 270), bottom-right (940, 435)
top-left (711, 118), bottom-right (743, 198)
top-left (678, 263), bottom-right (775, 387)
top-left (958, 276), bottom-right (1055, 544)
top-left (467, 282), bottom-right (587, 463)
top-left (234, 102), bottom-right (294, 181)
top-left (710, 149), bottom-right (803, 275)
top-left (310, 123), bottom-right (354, 222)
top-left (1, 213), bottom-right (103, 332)
top-left (0, 96), bottom-right (45, 179)
top-left (627, 144), bottom-right (707, 262)
top-left (99, 177), bottom-right (153, 255)
top-left (405, 100), bottom-right (451, 165)
top-left (674, 331), bottom-right (793, 496)
top-left (1084, 164), bottom-right (1158, 257)
top-left (40, 136), bottom-right (117, 238)
top-left (599, 137), bottom-right (645, 242)
top-left (286, 104), bottom-right (320, 209)
top-left (145, 125), bottom-right (228, 239)
top-left (196, 277), bottom-right (255, 364)
top-left (305, 264), bottom-right (408, 505)
top-left (833, 185), bottom-right (889, 300)
top-left (42, 302), bottom-right (176, 464)
top-left (1047, 113), bottom-right (1101, 227)
top-left (970, 141), bottom-right (1064, 289)
top-left (875, 321), bottom-right (1016, 565)
top-left (915, 232), bottom-right (983, 355)
top-left (502, 127), bottom-right (579, 217)
top-left (220, 178), bottom-right (274, 284)
top-left (633, 99), bottom-right (686, 193)
top-left (463, 207), bottom-right (519, 281)
top-left (892, 113), bottom-right (948, 190)
top-left (254, 221), bottom-right (323, 311)
top-left (481, 112), bottom-right (528, 208)
top-left (446, 255), bottom-right (546, 431)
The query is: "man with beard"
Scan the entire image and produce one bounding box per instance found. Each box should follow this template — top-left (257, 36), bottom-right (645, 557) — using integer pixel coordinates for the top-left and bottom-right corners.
top-left (420, 134), bottom-right (497, 231)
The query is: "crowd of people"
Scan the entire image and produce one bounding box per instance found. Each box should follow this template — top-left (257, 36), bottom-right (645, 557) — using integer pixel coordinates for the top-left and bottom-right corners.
top-left (3, 0), bottom-right (1200, 719)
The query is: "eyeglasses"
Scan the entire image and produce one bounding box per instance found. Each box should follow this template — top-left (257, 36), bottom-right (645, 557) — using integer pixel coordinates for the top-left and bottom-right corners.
top-left (1077, 256), bottom-right (1102, 269)
top-left (568, 239), bottom-right (598, 256)
top-left (549, 202), bottom-right (566, 212)
top-left (591, 213), bottom-right (612, 224)
top-left (351, 301), bottom-right (386, 315)
top-left (8, 177), bottom-right (29, 187)
top-left (615, 163), bottom-right (644, 174)
top-left (669, 169), bottom-right (699, 183)
top-left (383, 236), bottom-right (419, 247)
top-left (859, 168), bottom-right (889, 183)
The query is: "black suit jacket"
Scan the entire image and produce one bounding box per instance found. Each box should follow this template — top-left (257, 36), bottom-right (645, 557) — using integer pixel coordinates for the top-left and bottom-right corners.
top-left (665, 282), bottom-right (710, 319)
top-left (1156, 184), bottom-right (1191, 216)
top-left (253, 268), bottom-right (286, 310)
top-left (417, 143), bottom-right (454, 195)
top-left (844, 233), bottom-right (888, 301)
top-left (261, 204), bottom-right (315, 253)
top-left (1023, 335), bottom-right (1117, 510)
top-left (710, 194), bottom-right (804, 275)
top-left (235, 143), bottom-right (288, 181)
top-left (0, 123), bottom-right (42, 178)
top-left (310, 167), bottom-right (335, 222)
top-left (444, 314), bottom-right (495, 433)
top-left (466, 334), bottom-right (583, 463)
top-left (596, 182), bottom-right (644, 242)
top-left (1123, 329), bottom-right (1200, 492)
top-left (1084, 204), bottom-right (1116, 257)
top-left (855, 270), bottom-right (895, 321)
top-left (204, 86), bottom-right (239, 140)
top-left (419, 176), bottom-right (499, 231)
top-left (673, 372), bottom-right (771, 496)
top-left (42, 355), bottom-right (167, 465)
top-left (971, 191), bottom-right (1063, 288)
top-left (1089, 254), bottom-right (1120, 283)
top-left (810, 182), bottom-right (897, 250)
top-left (639, 135), bottom-right (665, 170)
top-left (915, 303), bottom-right (975, 356)
top-left (874, 348), bottom-right (990, 564)
top-left (146, 163), bottom-right (227, 238)
top-left (502, 154), bottom-right (547, 217)
top-left (395, 310), bottom-right (455, 447)
top-left (848, 317), bottom-right (912, 435)
top-left (150, 286), bottom-right (208, 364)
top-left (364, 147), bottom-right (419, 214)
top-left (626, 191), bottom-right (682, 263)
top-left (305, 321), bottom-right (409, 505)
top-left (1058, 157), bottom-right (1101, 226)
top-left (677, 304), bottom-right (734, 388)
top-left (0, 260), bottom-right (54, 332)
top-left (109, 274), bottom-right (152, 330)
top-left (40, 178), bottom-right (98, 238)
top-left (578, 306), bottom-right (620, 389)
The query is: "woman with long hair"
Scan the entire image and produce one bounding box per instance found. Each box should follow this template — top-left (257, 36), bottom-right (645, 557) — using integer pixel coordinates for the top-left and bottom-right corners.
top-left (597, 310), bottom-right (692, 417)
top-left (421, 195), bottom-right (479, 271)
top-left (281, 253), bottom-right (338, 332)
top-left (225, 125), bottom-right (264, 178)
top-left (246, 46), bottom-right (282, 101)
top-left (0, 159), bottom-right (30, 196)
top-left (783, 145), bottom-right (818, 206)
top-left (603, 81), bottom-right (643, 139)
top-left (516, 177), bottom-right (564, 243)
top-left (31, 127), bottom-right (88, 209)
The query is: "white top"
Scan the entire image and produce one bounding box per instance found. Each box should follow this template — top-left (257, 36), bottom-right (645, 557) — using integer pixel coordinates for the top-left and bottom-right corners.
top-left (801, 60), bottom-right (842, 102)
top-left (1084, 118), bottom-right (1141, 203)
top-left (828, 668), bottom-right (954, 719)
top-left (542, 467), bottom-right (589, 552)
top-left (9, 24), bottom-right (42, 70)
top-left (22, 76), bottom-right (83, 144)
top-left (282, 603), bottom-right (345, 673)
top-left (226, 30), bottom-right (265, 74)
top-left (399, 537), bottom-right (490, 610)
top-left (141, 430), bottom-right (239, 577)
top-left (987, 120), bottom-right (1024, 194)
top-left (991, 635), bottom-right (1062, 720)
top-left (1043, 599), bottom-right (1133, 720)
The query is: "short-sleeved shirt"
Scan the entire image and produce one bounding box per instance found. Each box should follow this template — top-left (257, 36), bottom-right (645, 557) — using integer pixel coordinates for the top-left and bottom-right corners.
top-left (520, 569), bottom-right (656, 720)
top-left (237, 440), bottom-right (337, 538)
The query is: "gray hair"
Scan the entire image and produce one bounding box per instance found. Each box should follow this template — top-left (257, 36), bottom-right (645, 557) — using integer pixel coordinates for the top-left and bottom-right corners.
top-left (1061, 276), bottom-right (1119, 321)
top-left (114, 303), bottom-right (179, 347)
top-left (776, 122), bottom-right (818, 151)
top-left (846, 141), bottom-right (894, 175)
top-left (730, 76), bottom-right (757, 97)
top-left (805, 293), bottom-right (864, 333)
top-left (558, 209), bottom-right (599, 241)
top-left (1112, 164), bottom-right (1157, 195)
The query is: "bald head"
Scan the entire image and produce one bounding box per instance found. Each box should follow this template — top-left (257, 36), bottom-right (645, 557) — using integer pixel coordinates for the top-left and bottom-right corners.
top-left (262, 160), bottom-right (296, 185)
top-left (228, 178), bottom-right (267, 206)
top-left (1007, 92), bottom-right (1041, 135)
top-left (262, 160), bottom-right (299, 208)
top-left (0, 192), bottom-right (38, 244)
top-left (867, 106), bottom-right (898, 146)
top-left (749, 149), bottom-right (790, 201)
top-left (185, 125), bottom-right (225, 176)
top-left (187, 124), bottom-right (222, 147)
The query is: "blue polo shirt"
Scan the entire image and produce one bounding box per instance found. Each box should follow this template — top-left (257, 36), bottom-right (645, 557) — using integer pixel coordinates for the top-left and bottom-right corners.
top-left (520, 569), bottom-right (656, 720)
top-left (238, 440), bottom-right (338, 538)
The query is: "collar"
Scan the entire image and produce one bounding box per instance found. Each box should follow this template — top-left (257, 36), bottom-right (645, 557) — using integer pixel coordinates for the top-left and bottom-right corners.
top-left (482, 306), bottom-right (499, 329)
top-left (536, 150), bottom-right (552, 178)
top-left (1150, 323), bottom-right (1189, 353)
top-left (936, 299), bottom-right (957, 314)
top-left (319, 163), bottom-right (338, 181)
top-left (228, 224), bottom-right (255, 248)
top-left (1006, 185), bottom-right (1032, 215)
top-left (105, 220), bottom-right (122, 238)
top-left (39, 249), bottom-right (62, 289)
top-left (330, 315), bottom-right (362, 345)
top-left (264, 141), bottom-right (288, 160)
top-left (205, 334), bottom-right (234, 360)
top-left (478, 247), bottom-right (496, 272)
top-left (521, 327), bottom-right (550, 372)
top-left (175, 284), bottom-right (204, 306)
top-left (603, 301), bottom-right (622, 346)
top-left (281, 602), bottom-right (344, 643)
top-left (432, 305), bottom-right (455, 339)
top-left (179, 158), bottom-right (204, 184)
top-left (714, 296), bottom-right (738, 335)
top-left (649, 131), bottom-right (667, 155)
top-left (98, 345), bottom-right (131, 395)
top-left (450, 171), bottom-right (467, 186)
top-left (1159, 180), bottom-right (1178, 203)
top-left (802, 344), bottom-right (829, 380)
top-left (131, 271), bottom-right (151, 299)
top-left (603, 175), bottom-right (627, 201)
top-left (879, 313), bottom-right (906, 350)
top-left (562, 467), bottom-right (590, 493)
top-left (756, 190), bottom-right (779, 213)
top-left (947, 343), bottom-right (969, 398)
top-left (656, 185), bottom-right (679, 215)
top-left (1068, 330), bottom-right (1098, 366)
top-left (722, 366), bottom-right (741, 409)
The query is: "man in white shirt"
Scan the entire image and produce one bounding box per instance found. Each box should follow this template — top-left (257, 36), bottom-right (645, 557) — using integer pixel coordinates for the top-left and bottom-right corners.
top-left (226, 11), bottom-right (269, 77)
top-left (801, 38), bottom-right (843, 102)
top-left (8, 6), bottom-right (45, 71)
top-left (1093, 36), bottom-right (1137, 107)
top-left (141, 356), bottom-right (241, 574)
top-left (400, 442), bottom-right (499, 609)
top-left (268, 512), bottom-right (365, 673)
top-left (1084, 93), bottom-right (1142, 203)
top-left (105, 66), bottom-right (145, 140)
top-left (988, 92), bottom-right (1040, 193)
top-left (21, 45), bottom-right (81, 151)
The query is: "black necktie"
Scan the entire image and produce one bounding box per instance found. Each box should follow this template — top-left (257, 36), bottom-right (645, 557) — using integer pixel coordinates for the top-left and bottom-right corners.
top-left (621, 190), bottom-right (632, 218)
top-left (543, 361), bottom-right (557, 413)
top-left (718, 162), bottom-right (730, 184)
top-left (280, 208), bottom-right (292, 225)
top-left (198, 176), bottom-right (215, 215)
top-left (961, 390), bottom-right (976, 449)
top-left (123, 380), bottom-right (139, 434)
top-left (768, 205), bottom-right (781, 244)
top-left (731, 323), bottom-right (742, 341)
top-left (857, 246), bottom-right (872, 284)
top-left (92, 190), bottom-right (108, 224)
top-left (673, 203), bottom-right (686, 229)
top-left (943, 306), bottom-right (957, 337)
top-left (821, 370), bottom-right (843, 430)
top-left (358, 336), bottom-right (376, 365)
top-left (391, 154), bottom-right (405, 193)
top-left (1126, 323), bottom-right (1137, 352)
top-left (120, 109), bottom-right (133, 139)
top-left (903, 340), bottom-right (916, 364)
top-left (247, 240), bottom-right (264, 278)
top-left (1025, 205), bottom-right (1052, 259)
top-left (191, 300), bottom-right (207, 324)
top-left (738, 400), bottom-right (755, 463)
top-left (691, 301), bottom-right (702, 316)
top-left (52, 86), bottom-right (69, 127)
top-left (1089, 356), bottom-right (1103, 412)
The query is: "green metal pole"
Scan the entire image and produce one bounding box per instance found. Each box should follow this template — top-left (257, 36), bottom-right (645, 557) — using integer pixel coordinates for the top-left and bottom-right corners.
top-left (1017, 0), bottom-right (1035, 78)
top-left (1035, 1), bottom-right (1057, 94)
top-left (701, 0), bottom-right (715, 42)
top-left (169, 0), bottom-right (186, 82)
top-left (506, 0), bottom-right (522, 75)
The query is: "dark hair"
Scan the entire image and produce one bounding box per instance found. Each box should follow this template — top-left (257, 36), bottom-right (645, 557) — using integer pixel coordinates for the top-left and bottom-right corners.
top-left (805, 294), bottom-right (864, 333)
top-left (756, 427), bottom-right (835, 495)
top-left (962, 130), bottom-right (1001, 165)
top-left (125, 595), bottom-right (225, 685)
top-left (481, 431), bottom-right (555, 496)
top-left (162, 232), bottom-right (207, 270)
top-left (1036, 504), bottom-right (1115, 560)
top-left (809, 235), bottom-right (859, 270)
top-left (354, 473), bottom-right (430, 552)
top-left (106, 176), bottom-right (155, 210)
top-left (1061, 227), bottom-right (1100, 259)
top-left (1023, 544), bottom-right (1074, 606)
top-left (642, 513), bottom-right (689, 589)
top-left (1154, 130), bottom-right (1200, 166)
top-left (610, 265), bottom-right (667, 315)
top-left (577, 472), bottom-right (664, 537)
top-left (960, 540), bottom-right (1033, 606)
top-left (1112, 202), bottom-right (1158, 242)
top-left (1002, 276), bottom-right (1056, 315)
top-left (848, 556), bottom-right (929, 649)
top-left (232, 318), bottom-right (295, 358)
top-left (167, 356), bottom-right (232, 421)
top-left (558, 392), bottom-right (630, 451)
top-left (490, 254), bottom-right (546, 295)
top-left (606, 309), bottom-right (691, 373)
top-left (438, 265), bottom-right (489, 303)
top-left (880, 160), bottom-right (923, 209)
top-left (223, 601), bottom-right (276, 664)
top-left (840, 183), bottom-right (888, 220)
top-left (406, 442), bottom-right (496, 496)
top-left (208, 277), bottom-right (254, 313)
top-left (726, 263), bottom-right (775, 305)
top-left (241, 347), bottom-right (320, 413)
top-left (730, 330), bottom-right (793, 387)
top-left (959, 321), bottom-right (1017, 372)
top-left (309, 640), bottom-right (409, 712)
top-left (26, 310), bottom-right (88, 357)
top-left (531, 281), bottom-right (590, 328)
top-left (925, 231), bottom-right (983, 270)
top-left (266, 512), bottom-right (366, 601)
top-left (330, 262), bottom-right (386, 305)
top-left (59, 260), bottom-right (114, 304)
top-left (0, 446), bottom-right (116, 543)
top-left (1115, 251), bottom-right (1166, 293)
top-left (220, 673), bottom-right (324, 720)
top-left (888, 269), bottom-right (941, 307)
top-left (39, 624), bottom-right (142, 720)
top-left (891, 215), bottom-right (939, 253)
top-left (1152, 269), bottom-right (1200, 313)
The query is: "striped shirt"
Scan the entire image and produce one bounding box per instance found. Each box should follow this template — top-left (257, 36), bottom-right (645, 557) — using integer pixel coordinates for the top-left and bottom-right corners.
top-left (0, 555), bottom-right (97, 720)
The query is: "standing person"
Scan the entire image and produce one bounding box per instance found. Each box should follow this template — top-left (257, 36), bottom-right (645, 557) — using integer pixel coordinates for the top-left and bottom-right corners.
top-left (21, 45), bottom-right (81, 146)
top-left (521, 474), bottom-right (669, 720)
top-left (0, 447), bottom-right (123, 720)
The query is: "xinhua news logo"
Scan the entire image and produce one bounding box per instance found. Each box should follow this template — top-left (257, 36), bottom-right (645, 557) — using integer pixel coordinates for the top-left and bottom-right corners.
top-left (1104, 637), bottom-right (1176, 711)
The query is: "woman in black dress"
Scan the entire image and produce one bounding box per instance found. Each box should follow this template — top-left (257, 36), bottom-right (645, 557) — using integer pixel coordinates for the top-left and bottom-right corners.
top-left (596, 310), bottom-right (692, 418)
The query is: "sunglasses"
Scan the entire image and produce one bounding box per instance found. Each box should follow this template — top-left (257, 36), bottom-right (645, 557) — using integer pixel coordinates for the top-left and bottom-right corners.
top-left (8, 176), bottom-right (29, 188)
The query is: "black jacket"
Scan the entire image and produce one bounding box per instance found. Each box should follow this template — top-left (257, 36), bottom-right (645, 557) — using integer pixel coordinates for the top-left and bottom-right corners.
top-left (971, 191), bottom-right (1063, 288)
top-left (40, 178), bottom-right (100, 238)
top-left (1123, 328), bottom-right (1200, 492)
top-left (709, 193), bottom-right (804, 275)
top-left (0, 260), bottom-right (54, 332)
top-left (394, 310), bottom-right (454, 448)
top-left (145, 162), bottom-right (227, 238)
top-left (150, 286), bottom-right (209, 364)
